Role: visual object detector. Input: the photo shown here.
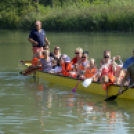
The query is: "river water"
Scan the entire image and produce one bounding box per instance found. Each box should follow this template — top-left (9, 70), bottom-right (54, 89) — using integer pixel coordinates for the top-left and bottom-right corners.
top-left (0, 30), bottom-right (134, 134)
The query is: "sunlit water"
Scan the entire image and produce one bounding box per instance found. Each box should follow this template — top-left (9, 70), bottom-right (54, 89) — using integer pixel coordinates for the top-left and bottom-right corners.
top-left (0, 30), bottom-right (134, 133)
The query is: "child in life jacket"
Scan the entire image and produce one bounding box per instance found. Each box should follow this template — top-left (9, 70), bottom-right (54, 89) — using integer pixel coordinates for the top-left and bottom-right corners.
top-left (31, 51), bottom-right (43, 66)
top-left (61, 55), bottom-right (72, 76)
top-left (77, 51), bottom-right (90, 78)
top-left (79, 58), bottom-right (98, 81)
top-left (53, 58), bottom-right (63, 75)
top-left (21, 51), bottom-right (42, 76)
top-left (99, 56), bottom-right (117, 98)
top-left (101, 73), bottom-right (116, 92)
top-left (69, 64), bottom-right (78, 78)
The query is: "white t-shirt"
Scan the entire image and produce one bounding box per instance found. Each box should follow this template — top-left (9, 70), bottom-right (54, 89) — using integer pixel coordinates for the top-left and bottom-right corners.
top-left (54, 66), bottom-right (62, 73)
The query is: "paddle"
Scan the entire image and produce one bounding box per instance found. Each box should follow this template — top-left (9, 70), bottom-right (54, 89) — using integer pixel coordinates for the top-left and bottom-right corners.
top-left (105, 83), bottom-right (134, 101)
top-left (72, 79), bottom-right (81, 92)
top-left (82, 72), bottom-right (98, 87)
top-left (23, 67), bottom-right (39, 76)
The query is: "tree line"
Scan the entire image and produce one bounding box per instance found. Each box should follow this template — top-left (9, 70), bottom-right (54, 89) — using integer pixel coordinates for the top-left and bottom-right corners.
top-left (0, 0), bottom-right (109, 11)
top-left (0, 0), bottom-right (109, 16)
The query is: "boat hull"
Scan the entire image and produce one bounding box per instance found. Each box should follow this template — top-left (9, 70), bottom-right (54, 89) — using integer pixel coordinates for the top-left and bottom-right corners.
top-left (18, 61), bottom-right (134, 101)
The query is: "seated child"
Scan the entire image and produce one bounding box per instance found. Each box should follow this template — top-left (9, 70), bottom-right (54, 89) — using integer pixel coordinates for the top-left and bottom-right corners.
top-left (69, 64), bottom-right (78, 78)
top-left (100, 67), bottom-right (116, 98)
top-left (54, 58), bottom-right (63, 75)
top-left (77, 51), bottom-right (90, 78)
top-left (40, 50), bottom-right (56, 73)
top-left (60, 55), bottom-right (73, 76)
top-left (79, 58), bottom-right (98, 81)
top-left (21, 51), bottom-right (42, 76)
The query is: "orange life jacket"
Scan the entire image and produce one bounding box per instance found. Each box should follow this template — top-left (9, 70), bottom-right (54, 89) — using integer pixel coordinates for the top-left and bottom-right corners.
top-left (102, 73), bottom-right (116, 90)
top-left (79, 64), bottom-right (86, 74)
top-left (32, 57), bottom-right (42, 70)
top-left (84, 67), bottom-right (97, 78)
top-left (61, 63), bottom-right (72, 76)
top-left (32, 58), bottom-right (39, 66)
top-left (32, 56), bottom-right (44, 65)
top-left (79, 64), bottom-right (83, 69)
top-left (40, 55), bottom-right (44, 58)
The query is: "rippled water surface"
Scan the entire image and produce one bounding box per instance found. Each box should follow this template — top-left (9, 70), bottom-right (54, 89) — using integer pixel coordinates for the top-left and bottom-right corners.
top-left (0, 30), bottom-right (134, 134)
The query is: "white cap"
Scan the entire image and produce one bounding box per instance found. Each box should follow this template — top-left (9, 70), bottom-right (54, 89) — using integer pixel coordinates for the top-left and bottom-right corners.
top-left (61, 54), bottom-right (68, 59)
top-left (65, 57), bottom-right (71, 62)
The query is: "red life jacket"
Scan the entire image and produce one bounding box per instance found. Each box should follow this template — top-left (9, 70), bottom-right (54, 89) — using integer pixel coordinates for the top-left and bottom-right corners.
top-left (100, 64), bottom-right (115, 78)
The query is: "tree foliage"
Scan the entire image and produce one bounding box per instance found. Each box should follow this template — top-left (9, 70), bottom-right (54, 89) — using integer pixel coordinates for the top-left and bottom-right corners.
top-left (1, 0), bottom-right (130, 31)
top-left (39, 0), bottom-right (107, 7)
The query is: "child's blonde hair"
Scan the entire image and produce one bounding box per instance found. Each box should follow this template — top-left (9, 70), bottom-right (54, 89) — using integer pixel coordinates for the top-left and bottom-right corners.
top-left (42, 50), bottom-right (50, 56)
top-left (90, 58), bottom-right (95, 63)
top-left (75, 47), bottom-right (83, 54)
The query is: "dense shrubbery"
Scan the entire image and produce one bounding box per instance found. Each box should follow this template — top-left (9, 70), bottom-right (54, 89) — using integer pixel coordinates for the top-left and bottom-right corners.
top-left (0, 0), bottom-right (134, 31)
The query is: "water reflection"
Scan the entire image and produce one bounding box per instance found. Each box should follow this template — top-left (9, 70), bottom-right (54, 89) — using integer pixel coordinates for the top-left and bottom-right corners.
top-left (0, 72), bottom-right (133, 134)
top-left (29, 79), bottom-right (131, 134)
top-left (2, 30), bottom-right (134, 133)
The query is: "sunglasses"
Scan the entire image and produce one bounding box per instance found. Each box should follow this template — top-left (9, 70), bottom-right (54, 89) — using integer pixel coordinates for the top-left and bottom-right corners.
top-left (82, 57), bottom-right (86, 58)
top-left (104, 56), bottom-right (110, 58)
top-left (75, 52), bottom-right (80, 54)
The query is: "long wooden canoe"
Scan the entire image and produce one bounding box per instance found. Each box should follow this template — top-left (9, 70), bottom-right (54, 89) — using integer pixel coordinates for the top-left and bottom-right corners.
top-left (18, 61), bottom-right (134, 101)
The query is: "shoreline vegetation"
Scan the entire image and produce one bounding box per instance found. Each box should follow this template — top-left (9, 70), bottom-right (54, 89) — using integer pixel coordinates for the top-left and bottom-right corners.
top-left (0, 0), bottom-right (134, 32)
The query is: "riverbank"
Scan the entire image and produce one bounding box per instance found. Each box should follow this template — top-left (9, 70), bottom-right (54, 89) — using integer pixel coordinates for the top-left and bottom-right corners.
top-left (0, 0), bottom-right (134, 32)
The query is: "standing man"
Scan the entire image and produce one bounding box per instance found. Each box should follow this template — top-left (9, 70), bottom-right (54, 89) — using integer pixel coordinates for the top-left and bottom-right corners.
top-left (28, 21), bottom-right (50, 56)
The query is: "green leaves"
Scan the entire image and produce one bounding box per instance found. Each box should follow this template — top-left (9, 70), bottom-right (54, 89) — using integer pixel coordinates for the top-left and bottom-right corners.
top-left (0, 0), bottom-right (134, 31)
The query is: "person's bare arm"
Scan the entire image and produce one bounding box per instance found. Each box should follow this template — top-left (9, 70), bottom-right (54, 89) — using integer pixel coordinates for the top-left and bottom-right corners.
top-left (115, 55), bottom-right (123, 66)
top-left (111, 57), bottom-right (116, 72)
top-left (28, 38), bottom-right (38, 46)
top-left (77, 65), bottom-right (81, 77)
top-left (112, 62), bottom-right (116, 72)
top-left (44, 37), bottom-right (50, 45)
top-left (116, 68), bottom-right (126, 84)
top-left (119, 71), bottom-right (130, 94)
top-left (93, 69), bottom-right (99, 82)
top-left (119, 59), bottom-right (123, 66)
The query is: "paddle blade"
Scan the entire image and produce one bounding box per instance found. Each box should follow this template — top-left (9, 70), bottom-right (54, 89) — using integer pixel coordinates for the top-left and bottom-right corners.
top-left (105, 95), bottom-right (118, 101)
top-left (72, 87), bottom-right (76, 92)
top-left (82, 78), bottom-right (92, 87)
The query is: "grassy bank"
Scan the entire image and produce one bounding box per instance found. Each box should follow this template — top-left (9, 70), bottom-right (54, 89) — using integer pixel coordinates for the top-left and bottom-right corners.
top-left (0, 0), bottom-right (134, 32)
